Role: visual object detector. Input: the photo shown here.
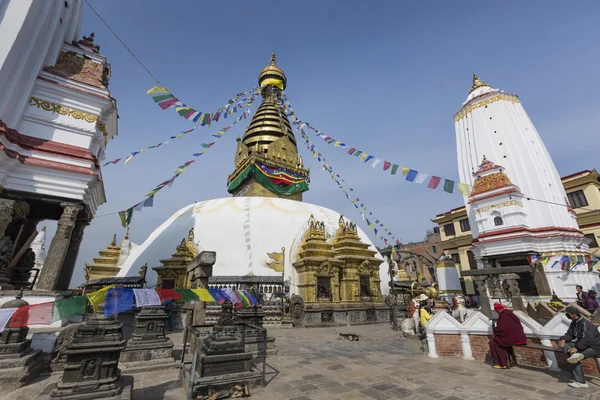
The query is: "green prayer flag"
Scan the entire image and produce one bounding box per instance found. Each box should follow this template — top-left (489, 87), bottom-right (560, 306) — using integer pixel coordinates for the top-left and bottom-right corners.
top-left (52, 296), bottom-right (87, 323)
top-left (354, 150), bottom-right (363, 157)
top-left (444, 179), bottom-right (455, 193)
top-left (175, 289), bottom-right (199, 301)
top-left (118, 211), bottom-right (127, 228)
top-left (391, 164), bottom-right (399, 175)
top-left (577, 255), bottom-right (584, 263)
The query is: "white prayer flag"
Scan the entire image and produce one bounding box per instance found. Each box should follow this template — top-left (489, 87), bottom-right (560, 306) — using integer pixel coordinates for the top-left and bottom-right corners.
top-left (133, 289), bottom-right (162, 307)
top-left (0, 308), bottom-right (17, 332)
top-left (371, 159), bottom-right (382, 168)
top-left (415, 173), bottom-right (429, 184)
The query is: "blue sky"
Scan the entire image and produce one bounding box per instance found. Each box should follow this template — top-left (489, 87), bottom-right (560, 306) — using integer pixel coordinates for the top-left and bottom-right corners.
top-left (61, 0), bottom-right (600, 286)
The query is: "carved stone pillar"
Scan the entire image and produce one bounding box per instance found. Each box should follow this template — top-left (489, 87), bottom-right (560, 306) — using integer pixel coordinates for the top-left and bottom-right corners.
top-left (501, 273), bottom-right (524, 311)
top-left (531, 264), bottom-right (552, 296)
top-left (36, 203), bottom-right (83, 291)
top-left (473, 276), bottom-right (491, 318)
top-left (0, 198), bottom-right (15, 238)
top-left (55, 220), bottom-right (89, 291)
top-left (187, 251), bottom-right (216, 325)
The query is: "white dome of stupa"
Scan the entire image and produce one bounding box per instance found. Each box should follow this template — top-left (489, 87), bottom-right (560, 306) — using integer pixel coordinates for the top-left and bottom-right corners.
top-left (117, 197), bottom-right (390, 295)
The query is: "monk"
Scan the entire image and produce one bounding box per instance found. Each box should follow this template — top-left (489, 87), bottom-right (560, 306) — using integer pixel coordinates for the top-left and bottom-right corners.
top-left (489, 303), bottom-right (526, 369)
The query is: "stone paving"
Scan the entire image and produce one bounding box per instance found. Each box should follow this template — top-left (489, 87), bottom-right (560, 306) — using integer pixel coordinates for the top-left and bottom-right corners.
top-left (5, 324), bottom-right (600, 399)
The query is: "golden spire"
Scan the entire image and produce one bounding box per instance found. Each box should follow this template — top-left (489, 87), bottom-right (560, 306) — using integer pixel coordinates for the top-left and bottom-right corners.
top-left (258, 51), bottom-right (287, 90)
top-left (469, 73), bottom-right (490, 94)
top-left (110, 233), bottom-right (117, 246)
top-left (124, 227), bottom-right (130, 240)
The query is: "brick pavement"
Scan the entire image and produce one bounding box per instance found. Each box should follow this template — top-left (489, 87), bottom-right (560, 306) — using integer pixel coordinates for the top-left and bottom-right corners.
top-left (4, 324), bottom-right (600, 399)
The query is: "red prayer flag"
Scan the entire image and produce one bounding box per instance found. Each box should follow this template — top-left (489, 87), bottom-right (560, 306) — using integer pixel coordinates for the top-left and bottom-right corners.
top-left (383, 161), bottom-right (391, 171)
top-left (155, 289), bottom-right (182, 302)
top-left (428, 176), bottom-right (441, 189)
top-left (10, 302), bottom-right (54, 328)
top-left (348, 148), bottom-right (356, 155)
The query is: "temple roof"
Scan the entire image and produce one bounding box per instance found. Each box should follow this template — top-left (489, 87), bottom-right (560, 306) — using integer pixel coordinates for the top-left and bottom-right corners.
top-left (463, 73), bottom-right (499, 104)
top-left (157, 227), bottom-right (198, 266)
top-left (473, 155), bottom-right (502, 176)
top-left (89, 233), bottom-right (121, 267)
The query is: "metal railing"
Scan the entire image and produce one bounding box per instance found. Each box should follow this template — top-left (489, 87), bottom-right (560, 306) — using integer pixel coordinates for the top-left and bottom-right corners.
top-left (180, 322), bottom-right (268, 399)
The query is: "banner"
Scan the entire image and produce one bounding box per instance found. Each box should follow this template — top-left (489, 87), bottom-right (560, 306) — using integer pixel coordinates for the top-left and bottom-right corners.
top-left (282, 99), bottom-right (400, 246)
top-left (10, 302), bottom-right (53, 328)
top-left (88, 284), bottom-right (114, 313)
top-left (0, 308), bottom-right (17, 332)
top-left (104, 288), bottom-right (135, 317)
top-left (282, 94), bottom-right (470, 197)
top-left (133, 288), bottom-right (162, 306)
top-left (51, 296), bottom-right (87, 323)
top-left (117, 103), bottom-right (255, 227)
top-left (147, 86), bottom-right (259, 125)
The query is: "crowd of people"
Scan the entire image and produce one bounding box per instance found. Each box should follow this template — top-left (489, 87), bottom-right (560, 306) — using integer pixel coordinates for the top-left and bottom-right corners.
top-left (399, 284), bottom-right (600, 390)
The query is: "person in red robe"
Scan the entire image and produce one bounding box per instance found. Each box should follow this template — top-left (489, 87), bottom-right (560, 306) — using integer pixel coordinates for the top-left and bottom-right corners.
top-left (489, 303), bottom-right (527, 369)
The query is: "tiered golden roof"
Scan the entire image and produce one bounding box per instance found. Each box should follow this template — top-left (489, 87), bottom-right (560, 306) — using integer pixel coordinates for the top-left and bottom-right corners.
top-left (85, 233), bottom-right (122, 281)
top-left (153, 228), bottom-right (198, 289)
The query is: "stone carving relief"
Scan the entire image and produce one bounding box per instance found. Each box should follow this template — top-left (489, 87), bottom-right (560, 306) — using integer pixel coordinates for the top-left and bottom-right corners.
top-left (290, 294), bottom-right (305, 319)
top-left (43, 51), bottom-right (107, 88)
top-left (316, 261), bottom-right (334, 276)
top-left (357, 260), bottom-right (372, 275)
top-left (146, 322), bottom-right (156, 333)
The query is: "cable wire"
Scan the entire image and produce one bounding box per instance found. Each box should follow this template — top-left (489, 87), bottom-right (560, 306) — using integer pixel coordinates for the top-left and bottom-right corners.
top-left (85, 0), bottom-right (161, 84)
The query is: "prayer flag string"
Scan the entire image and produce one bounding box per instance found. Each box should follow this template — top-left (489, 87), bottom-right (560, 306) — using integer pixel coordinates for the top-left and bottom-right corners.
top-left (117, 97), bottom-right (257, 227)
top-left (103, 91), bottom-right (258, 167)
top-left (281, 99), bottom-right (400, 246)
top-left (281, 94), bottom-right (470, 197)
top-left (2, 287), bottom-right (262, 330)
top-left (147, 86), bottom-right (259, 125)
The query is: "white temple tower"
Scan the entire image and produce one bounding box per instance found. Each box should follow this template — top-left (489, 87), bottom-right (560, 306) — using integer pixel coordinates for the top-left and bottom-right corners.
top-left (0, 0), bottom-right (118, 292)
top-left (454, 75), bottom-right (596, 301)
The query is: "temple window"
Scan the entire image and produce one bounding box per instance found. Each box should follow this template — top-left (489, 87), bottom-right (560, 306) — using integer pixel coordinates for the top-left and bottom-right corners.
top-left (459, 218), bottom-right (471, 232)
top-left (494, 216), bottom-right (504, 226)
top-left (162, 279), bottom-right (175, 289)
top-left (317, 277), bottom-right (332, 301)
top-left (359, 276), bottom-right (371, 297)
top-left (567, 189), bottom-right (589, 209)
top-left (443, 223), bottom-right (456, 236)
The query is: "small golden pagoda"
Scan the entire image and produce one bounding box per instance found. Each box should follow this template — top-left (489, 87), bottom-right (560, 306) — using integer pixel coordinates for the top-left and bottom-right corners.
top-left (85, 233), bottom-right (122, 281)
top-left (292, 215), bottom-right (384, 306)
top-left (293, 215), bottom-right (343, 303)
top-left (332, 216), bottom-right (383, 303)
top-left (227, 52), bottom-right (310, 201)
top-left (153, 227), bottom-right (198, 289)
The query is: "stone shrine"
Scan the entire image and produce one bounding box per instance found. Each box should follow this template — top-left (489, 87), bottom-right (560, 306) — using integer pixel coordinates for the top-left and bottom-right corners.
top-left (187, 250), bottom-right (217, 325)
top-left (45, 316), bottom-right (133, 399)
top-left (120, 306), bottom-right (175, 370)
top-left (0, 293), bottom-right (43, 390)
top-left (185, 302), bottom-right (262, 399)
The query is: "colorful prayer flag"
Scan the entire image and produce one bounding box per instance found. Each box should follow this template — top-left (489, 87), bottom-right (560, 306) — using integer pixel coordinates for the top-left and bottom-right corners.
top-left (191, 289), bottom-right (216, 302)
top-left (428, 176), bottom-right (441, 189)
top-left (391, 164), bottom-right (399, 175)
top-left (155, 289), bottom-right (183, 303)
top-left (443, 179), bottom-right (455, 193)
top-left (87, 285), bottom-right (114, 313)
top-left (405, 169), bottom-right (418, 182)
top-left (52, 296), bottom-right (87, 323)
top-left (10, 302), bottom-right (54, 328)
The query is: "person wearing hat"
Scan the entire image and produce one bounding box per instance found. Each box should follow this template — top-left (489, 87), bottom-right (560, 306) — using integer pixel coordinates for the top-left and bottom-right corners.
top-left (558, 306), bottom-right (600, 388)
top-left (489, 303), bottom-right (526, 369)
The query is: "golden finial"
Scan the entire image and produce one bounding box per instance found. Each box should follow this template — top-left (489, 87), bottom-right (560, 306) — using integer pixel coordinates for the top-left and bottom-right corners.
top-left (110, 233), bottom-right (117, 246)
top-left (41, 226), bottom-right (46, 232)
top-left (469, 73), bottom-right (490, 94)
top-left (124, 227), bottom-right (130, 240)
top-left (83, 263), bottom-right (92, 282)
top-left (482, 154), bottom-right (487, 161)
top-left (188, 227), bottom-right (195, 242)
top-left (269, 51), bottom-right (277, 66)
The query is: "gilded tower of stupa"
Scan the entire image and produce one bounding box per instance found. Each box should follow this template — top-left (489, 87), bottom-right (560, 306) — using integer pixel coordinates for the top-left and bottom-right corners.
top-left (227, 53), bottom-right (310, 201)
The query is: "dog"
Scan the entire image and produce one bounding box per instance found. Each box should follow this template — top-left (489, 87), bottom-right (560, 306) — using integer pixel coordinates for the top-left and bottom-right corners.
top-left (338, 333), bottom-right (359, 341)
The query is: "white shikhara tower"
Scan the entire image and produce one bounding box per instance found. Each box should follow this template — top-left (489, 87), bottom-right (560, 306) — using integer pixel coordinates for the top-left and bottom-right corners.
top-left (454, 75), bottom-right (596, 299)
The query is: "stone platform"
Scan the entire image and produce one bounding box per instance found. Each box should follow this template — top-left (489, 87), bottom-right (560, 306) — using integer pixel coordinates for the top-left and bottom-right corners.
top-left (36, 375), bottom-right (133, 400)
top-left (303, 305), bottom-right (390, 328)
top-left (0, 348), bottom-right (43, 391)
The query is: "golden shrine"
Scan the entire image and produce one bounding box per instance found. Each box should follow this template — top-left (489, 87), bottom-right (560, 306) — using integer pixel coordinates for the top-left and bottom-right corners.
top-left (84, 233), bottom-right (122, 281)
top-left (293, 215), bottom-right (384, 306)
top-left (152, 227), bottom-right (198, 289)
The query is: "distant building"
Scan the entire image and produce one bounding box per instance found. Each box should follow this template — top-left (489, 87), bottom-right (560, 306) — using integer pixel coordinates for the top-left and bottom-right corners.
top-left (432, 169), bottom-right (600, 295)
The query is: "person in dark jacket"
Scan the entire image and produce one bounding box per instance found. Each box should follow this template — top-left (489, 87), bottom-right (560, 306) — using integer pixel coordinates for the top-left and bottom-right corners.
top-left (558, 306), bottom-right (600, 388)
top-left (576, 285), bottom-right (592, 310)
top-left (588, 291), bottom-right (599, 312)
top-left (489, 303), bottom-right (526, 369)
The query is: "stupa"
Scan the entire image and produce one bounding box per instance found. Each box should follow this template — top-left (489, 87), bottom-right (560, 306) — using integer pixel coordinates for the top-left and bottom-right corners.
top-left (455, 75), bottom-right (596, 303)
top-left (116, 54), bottom-right (390, 326)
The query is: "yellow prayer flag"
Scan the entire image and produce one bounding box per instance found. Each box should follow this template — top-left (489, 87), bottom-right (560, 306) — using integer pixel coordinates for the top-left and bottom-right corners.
top-left (401, 167), bottom-right (409, 176)
top-left (146, 86), bottom-right (170, 95)
top-left (191, 289), bottom-right (215, 302)
top-left (458, 183), bottom-right (471, 196)
top-left (360, 153), bottom-right (368, 162)
top-left (87, 285), bottom-right (114, 313)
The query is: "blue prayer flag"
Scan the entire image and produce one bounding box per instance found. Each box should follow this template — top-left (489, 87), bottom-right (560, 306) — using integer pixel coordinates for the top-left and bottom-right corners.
top-left (406, 169), bottom-right (418, 182)
top-left (104, 288), bottom-right (135, 317)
